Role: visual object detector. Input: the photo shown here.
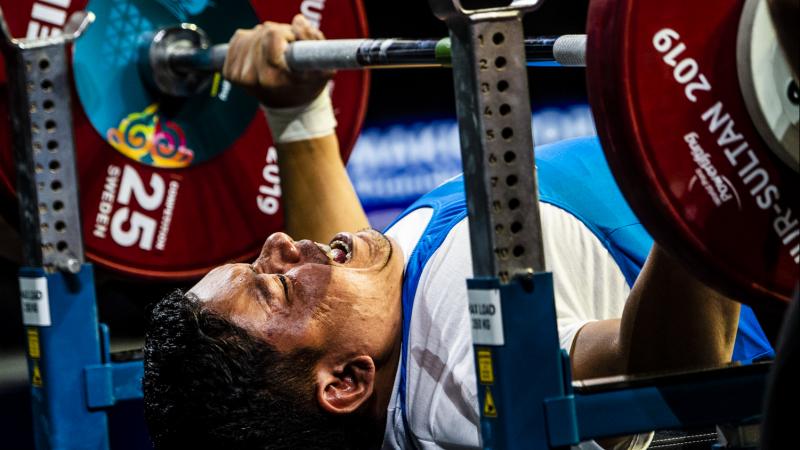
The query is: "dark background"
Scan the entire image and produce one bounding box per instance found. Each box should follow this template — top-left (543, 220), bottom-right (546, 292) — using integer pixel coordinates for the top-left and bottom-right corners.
top-left (363, 0), bottom-right (590, 123)
top-left (0, 1), bottom-right (590, 448)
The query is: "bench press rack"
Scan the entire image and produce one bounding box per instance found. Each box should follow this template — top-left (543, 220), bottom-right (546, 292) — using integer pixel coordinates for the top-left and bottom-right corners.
top-left (1, 9), bottom-right (144, 450)
top-left (0, 0), bottom-right (777, 448)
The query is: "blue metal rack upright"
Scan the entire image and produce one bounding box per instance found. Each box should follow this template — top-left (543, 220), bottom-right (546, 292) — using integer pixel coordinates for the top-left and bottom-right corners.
top-left (1, 9), bottom-right (144, 450)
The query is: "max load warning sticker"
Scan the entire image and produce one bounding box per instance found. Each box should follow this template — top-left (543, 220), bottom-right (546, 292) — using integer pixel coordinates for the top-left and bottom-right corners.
top-left (19, 277), bottom-right (51, 327)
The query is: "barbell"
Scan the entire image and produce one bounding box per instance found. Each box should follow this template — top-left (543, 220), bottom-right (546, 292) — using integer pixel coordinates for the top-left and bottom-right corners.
top-left (146, 32), bottom-right (587, 96)
top-left (0, 0), bottom-right (797, 306)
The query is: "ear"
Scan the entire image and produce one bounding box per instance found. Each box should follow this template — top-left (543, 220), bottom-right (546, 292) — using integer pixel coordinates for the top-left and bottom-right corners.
top-left (316, 355), bottom-right (376, 415)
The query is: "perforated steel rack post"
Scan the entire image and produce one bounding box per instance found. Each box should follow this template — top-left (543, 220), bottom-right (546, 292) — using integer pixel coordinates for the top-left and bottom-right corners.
top-left (426, 1), bottom-right (569, 448)
top-left (1, 9), bottom-right (143, 450)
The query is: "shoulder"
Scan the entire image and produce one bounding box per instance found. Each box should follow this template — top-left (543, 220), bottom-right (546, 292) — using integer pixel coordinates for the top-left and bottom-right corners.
top-left (536, 136), bottom-right (639, 237)
top-left (536, 137), bottom-right (654, 283)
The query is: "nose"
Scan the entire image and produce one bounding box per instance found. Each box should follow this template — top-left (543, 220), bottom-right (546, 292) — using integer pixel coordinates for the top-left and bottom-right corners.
top-left (255, 232), bottom-right (301, 273)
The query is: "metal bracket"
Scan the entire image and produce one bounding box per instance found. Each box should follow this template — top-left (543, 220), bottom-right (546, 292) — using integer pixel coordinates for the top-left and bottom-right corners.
top-left (83, 324), bottom-right (144, 409)
top-left (0, 8), bottom-right (94, 273)
top-left (84, 361), bottom-right (144, 409)
top-left (428, 0), bottom-right (546, 281)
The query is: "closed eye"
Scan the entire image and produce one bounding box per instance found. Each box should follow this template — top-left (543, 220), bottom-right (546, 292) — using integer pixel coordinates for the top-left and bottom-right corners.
top-left (277, 274), bottom-right (290, 301)
top-left (248, 265), bottom-right (275, 305)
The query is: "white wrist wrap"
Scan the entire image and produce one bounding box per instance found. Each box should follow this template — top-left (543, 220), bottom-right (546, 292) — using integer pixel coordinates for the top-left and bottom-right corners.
top-left (262, 86), bottom-right (337, 144)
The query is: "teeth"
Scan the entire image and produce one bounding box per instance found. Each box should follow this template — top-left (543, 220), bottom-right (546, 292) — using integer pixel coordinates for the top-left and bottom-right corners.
top-left (330, 240), bottom-right (351, 261)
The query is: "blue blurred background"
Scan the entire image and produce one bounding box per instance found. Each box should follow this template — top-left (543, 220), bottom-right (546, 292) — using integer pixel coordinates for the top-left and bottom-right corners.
top-left (350, 105), bottom-right (595, 229)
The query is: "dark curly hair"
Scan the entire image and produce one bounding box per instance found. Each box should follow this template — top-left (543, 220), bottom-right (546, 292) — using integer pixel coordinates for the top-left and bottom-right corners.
top-left (143, 290), bottom-right (372, 449)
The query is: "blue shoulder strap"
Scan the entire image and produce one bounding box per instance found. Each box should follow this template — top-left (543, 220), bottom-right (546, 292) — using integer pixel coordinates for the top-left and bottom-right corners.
top-left (384, 178), bottom-right (468, 446)
top-left (535, 137), bottom-right (652, 286)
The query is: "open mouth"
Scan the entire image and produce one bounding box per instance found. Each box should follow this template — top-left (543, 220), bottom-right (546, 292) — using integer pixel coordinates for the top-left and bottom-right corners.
top-left (315, 233), bottom-right (353, 264)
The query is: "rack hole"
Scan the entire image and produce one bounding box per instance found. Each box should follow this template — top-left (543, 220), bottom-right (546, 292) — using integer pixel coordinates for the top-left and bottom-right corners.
top-left (513, 245), bottom-right (525, 257)
top-left (57, 241), bottom-right (68, 252)
top-left (35, 164), bottom-right (43, 174)
top-left (30, 103), bottom-right (37, 113)
top-left (47, 140), bottom-right (58, 151)
top-left (495, 56), bottom-right (507, 69)
top-left (43, 100), bottom-right (55, 111)
top-left (499, 104), bottom-right (511, 115)
top-left (39, 203), bottom-right (48, 214)
top-left (508, 198), bottom-right (520, 210)
top-left (40, 223), bottom-right (49, 232)
top-left (493, 32), bottom-right (505, 45)
top-left (504, 151), bottom-right (516, 163)
top-left (53, 200), bottom-right (64, 211)
top-left (55, 221), bottom-right (66, 232)
top-left (33, 142), bottom-right (42, 152)
top-left (497, 80), bottom-right (509, 92)
top-left (510, 221), bottom-right (522, 234)
top-left (41, 79), bottom-right (53, 92)
top-left (51, 180), bottom-right (62, 192)
top-left (506, 174), bottom-right (518, 186)
top-left (789, 80), bottom-right (799, 105)
top-left (49, 160), bottom-right (61, 172)
top-left (502, 127), bottom-right (513, 140)
top-left (45, 120), bottom-right (57, 133)
top-left (39, 59), bottom-right (50, 71)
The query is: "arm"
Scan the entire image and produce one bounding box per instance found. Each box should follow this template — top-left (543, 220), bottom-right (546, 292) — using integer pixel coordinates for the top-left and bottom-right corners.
top-left (276, 135), bottom-right (369, 242)
top-left (570, 244), bottom-right (741, 380)
top-left (223, 15), bottom-right (369, 244)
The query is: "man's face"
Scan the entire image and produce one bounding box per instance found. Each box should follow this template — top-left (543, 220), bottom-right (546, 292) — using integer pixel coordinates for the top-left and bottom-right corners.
top-left (189, 229), bottom-right (404, 355)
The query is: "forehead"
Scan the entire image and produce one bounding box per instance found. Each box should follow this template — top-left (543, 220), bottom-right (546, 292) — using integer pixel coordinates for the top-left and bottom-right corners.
top-left (189, 264), bottom-right (270, 330)
top-left (187, 263), bottom-right (332, 350)
top-left (190, 264), bottom-right (251, 303)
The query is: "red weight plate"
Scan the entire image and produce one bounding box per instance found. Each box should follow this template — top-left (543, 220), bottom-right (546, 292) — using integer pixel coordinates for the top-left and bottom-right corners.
top-left (587, 0), bottom-right (798, 305)
top-left (0, 0), bottom-right (369, 279)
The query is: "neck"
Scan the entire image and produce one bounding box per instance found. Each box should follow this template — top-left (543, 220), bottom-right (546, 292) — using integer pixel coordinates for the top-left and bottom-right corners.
top-left (361, 266), bottom-right (405, 446)
top-left (374, 326), bottom-right (402, 412)
top-left (360, 313), bottom-right (401, 447)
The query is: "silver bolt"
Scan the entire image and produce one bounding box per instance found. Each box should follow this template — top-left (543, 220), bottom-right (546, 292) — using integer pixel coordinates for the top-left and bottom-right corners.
top-left (58, 258), bottom-right (81, 274)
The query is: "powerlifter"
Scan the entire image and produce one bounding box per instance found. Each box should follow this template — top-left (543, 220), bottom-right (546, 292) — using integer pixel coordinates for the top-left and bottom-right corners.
top-left (142, 15), bottom-right (771, 450)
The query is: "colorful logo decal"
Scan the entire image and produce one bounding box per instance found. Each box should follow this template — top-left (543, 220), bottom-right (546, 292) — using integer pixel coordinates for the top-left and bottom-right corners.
top-left (107, 104), bottom-right (195, 168)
